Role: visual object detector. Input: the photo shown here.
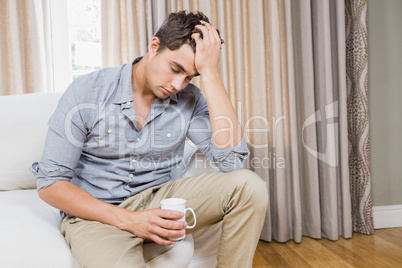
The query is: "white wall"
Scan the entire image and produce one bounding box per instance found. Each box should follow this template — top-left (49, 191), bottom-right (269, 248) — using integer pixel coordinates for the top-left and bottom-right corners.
top-left (368, 0), bottom-right (402, 228)
top-left (368, 0), bottom-right (402, 206)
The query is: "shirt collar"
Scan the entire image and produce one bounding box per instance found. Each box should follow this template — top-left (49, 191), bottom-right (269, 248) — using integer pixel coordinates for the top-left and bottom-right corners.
top-left (113, 57), bottom-right (178, 106)
top-left (113, 58), bottom-right (138, 105)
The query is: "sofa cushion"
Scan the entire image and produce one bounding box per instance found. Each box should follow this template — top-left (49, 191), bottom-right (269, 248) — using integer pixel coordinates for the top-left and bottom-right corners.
top-left (0, 189), bottom-right (79, 267)
top-left (0, 93), bottom-right (62, 190)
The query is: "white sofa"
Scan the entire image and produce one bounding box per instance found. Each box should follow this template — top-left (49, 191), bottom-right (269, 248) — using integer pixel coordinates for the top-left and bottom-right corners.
top-left (0, 92), bottom-right (222, 268)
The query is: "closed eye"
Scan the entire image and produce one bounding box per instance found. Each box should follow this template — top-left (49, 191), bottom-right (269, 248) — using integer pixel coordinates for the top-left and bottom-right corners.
top-left (171, 67), bottom-right (180, 73)
top-left (171, 66), bottom-right (192, 81)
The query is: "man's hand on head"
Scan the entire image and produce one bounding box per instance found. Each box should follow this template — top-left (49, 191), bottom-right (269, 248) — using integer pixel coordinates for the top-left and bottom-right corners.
top-left (191, 21), bottom-right (222, 77)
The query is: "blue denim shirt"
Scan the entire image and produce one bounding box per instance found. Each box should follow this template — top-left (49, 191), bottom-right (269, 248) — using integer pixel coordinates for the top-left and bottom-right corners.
top-left (31, 58), bottom-right (249, 205)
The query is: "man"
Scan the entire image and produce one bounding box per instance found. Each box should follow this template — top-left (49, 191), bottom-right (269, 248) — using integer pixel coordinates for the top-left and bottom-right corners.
top-left (31, 11), bottom-right (268, 268)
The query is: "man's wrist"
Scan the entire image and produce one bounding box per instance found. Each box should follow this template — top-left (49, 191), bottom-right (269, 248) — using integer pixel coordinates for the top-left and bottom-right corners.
top-left (108, 206), bottom-right (134, 231)
top-left (200, 68), bottom-right (221, 81)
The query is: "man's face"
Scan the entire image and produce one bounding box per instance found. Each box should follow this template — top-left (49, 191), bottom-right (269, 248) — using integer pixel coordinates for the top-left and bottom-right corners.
top-left (145, 43), bottom-right (199, 99)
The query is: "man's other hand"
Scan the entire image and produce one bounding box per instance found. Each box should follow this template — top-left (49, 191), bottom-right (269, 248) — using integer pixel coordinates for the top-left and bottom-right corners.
top-left (120, 209), bottom-right (187, 246)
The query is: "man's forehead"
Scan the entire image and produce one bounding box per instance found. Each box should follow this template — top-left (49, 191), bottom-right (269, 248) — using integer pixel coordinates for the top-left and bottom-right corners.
top-left (170, 60), bottom-right (199, 77)
top-left (163, 44), bottom-right (199, 76)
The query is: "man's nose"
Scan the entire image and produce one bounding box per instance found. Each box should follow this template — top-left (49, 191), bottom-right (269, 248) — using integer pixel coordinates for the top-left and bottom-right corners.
top-left (171, 76), bottom-right (186, 91)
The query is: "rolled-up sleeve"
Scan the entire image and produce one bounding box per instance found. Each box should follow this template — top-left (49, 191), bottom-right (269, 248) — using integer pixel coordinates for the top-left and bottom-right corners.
top-left (187, 91), bottom-right (250, 172)
top-left (203, 134), bottom-right (249, 172)
top-left (30, 78), bottom-right (93, 190)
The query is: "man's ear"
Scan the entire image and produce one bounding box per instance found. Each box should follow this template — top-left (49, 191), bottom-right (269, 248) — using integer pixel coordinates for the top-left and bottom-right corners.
top-left (148, 37), bottom-right (160, 55)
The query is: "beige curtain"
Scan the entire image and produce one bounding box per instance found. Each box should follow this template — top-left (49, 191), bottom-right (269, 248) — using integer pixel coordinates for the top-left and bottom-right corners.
top-left (0, 0), bottom-right (53, 95)
top-left (230, 0), bottom-right (353, 242)
top-left (101, 0), bottom-right (148, 67)
top-left (101, 0), bottom-right (373, 242)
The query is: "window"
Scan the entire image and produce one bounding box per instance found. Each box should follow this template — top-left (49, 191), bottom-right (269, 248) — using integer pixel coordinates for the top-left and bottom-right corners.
top-left (67, 0), bottom-right (101, 80)
top-left (50, 0), bottom-right (101, 91)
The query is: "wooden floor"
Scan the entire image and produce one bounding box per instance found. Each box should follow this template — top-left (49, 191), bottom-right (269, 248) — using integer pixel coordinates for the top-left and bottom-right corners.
top-left (253, 227), bottom-right (402, 268)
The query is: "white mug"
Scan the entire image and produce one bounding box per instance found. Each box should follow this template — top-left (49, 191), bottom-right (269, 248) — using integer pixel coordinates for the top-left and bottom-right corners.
top-left (160, 198), bottom-right (197, 240)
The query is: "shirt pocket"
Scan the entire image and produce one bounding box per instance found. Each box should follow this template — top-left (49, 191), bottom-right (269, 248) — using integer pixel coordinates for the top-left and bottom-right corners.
top-left (152, 129), bottom-right (184, 158)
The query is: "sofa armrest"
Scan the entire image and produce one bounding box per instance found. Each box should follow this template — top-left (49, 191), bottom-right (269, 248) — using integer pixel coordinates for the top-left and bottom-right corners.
top-left (0, 92), bottom-right (62, 191)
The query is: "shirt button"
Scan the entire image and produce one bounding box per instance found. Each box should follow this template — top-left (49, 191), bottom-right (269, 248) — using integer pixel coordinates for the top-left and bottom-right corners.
top-left (126, 101), bottom-right (131, 105)
top-left (107, 129), bottom-right (112, 134)
top-left (124, 184), bottom-right (130, 190)
top-left (137, 138), bottom-right (140, 142)
top-left (131, 159), bottom-right (137, 164)
top-left (166, 133), bottom-right (171, 138)
top-left (129, 173), bottom-right (134, 178)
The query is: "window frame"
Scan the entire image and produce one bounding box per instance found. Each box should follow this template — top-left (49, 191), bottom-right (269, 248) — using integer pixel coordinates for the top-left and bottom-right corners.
top-left (49, 0), bottom-right (101, 92)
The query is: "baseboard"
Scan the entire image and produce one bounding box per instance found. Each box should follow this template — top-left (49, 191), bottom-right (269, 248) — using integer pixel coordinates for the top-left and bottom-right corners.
top-left (373, 204), bottom-right (402, 229)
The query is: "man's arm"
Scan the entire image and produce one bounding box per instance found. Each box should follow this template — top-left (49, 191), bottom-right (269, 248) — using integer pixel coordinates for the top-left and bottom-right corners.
top-left (39, 181), bottom-right (185, 246)
top-left (191, 22), bottom-right (243, 149)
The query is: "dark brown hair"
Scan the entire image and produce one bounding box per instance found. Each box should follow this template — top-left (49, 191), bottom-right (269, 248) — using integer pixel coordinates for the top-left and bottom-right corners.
top-left (154, 10), bottom-right (224, 53)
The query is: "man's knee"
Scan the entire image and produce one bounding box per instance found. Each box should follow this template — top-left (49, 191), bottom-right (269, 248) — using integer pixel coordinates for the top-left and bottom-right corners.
top-left (227, 169), bottom-right (268, 212)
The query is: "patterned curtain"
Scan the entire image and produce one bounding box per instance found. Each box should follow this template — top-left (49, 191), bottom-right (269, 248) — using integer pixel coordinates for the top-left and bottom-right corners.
top-left (345, 0), bottom-right (374, 234)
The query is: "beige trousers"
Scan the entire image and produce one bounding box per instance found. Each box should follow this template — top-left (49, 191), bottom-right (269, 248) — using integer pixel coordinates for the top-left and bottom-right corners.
top-left (61, 169), bottom-right (268, 268)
